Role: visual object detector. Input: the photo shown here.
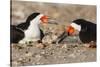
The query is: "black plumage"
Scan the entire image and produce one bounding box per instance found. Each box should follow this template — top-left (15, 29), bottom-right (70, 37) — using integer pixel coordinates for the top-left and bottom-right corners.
top-left (16, 22), bottom-right (30, 30)
top-left (17, 13), bottom-right (40, 30)
top-left (73, 19), bottom-right (96, 43)
top-left (10, 25), bottom-right (25, 43)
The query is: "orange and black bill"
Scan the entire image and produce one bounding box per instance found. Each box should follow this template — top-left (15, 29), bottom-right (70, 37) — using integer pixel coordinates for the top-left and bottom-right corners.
top-left (66, 26), bottom-right (75, 36)
top-left (40, 15), bottom-right (48, 24)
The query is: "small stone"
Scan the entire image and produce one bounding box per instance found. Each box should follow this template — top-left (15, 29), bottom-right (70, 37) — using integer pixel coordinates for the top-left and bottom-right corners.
top-left (36, 43), bottom-right (46, 49)
top-left (41, 51), bottom-right (45, 54)
top-left (83, 43), bottom-right (96, 48)
top-left (12, 61), bottom-right (18, 66)
top-left (35, 54), bottom-right (42, 61)
top-left (68, 54), bottom-right (76, 58)
top-left (35, 54), bottom-right (41, 58)
top-left (18, 58), bottom-right (23, 61)
top-left (25, 52), bottom-right (32, 57)
top-left (61, 44), bottom-right (68, 48)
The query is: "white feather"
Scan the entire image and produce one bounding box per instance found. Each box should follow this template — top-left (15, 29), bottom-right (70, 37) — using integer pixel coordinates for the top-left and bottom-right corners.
top-left (71, 23), bottom-right (81, 31)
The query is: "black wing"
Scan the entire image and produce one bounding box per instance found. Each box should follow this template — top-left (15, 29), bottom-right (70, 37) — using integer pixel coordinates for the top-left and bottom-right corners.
top-left (10, 25), bottom-right (25, 43)
top-left (16, 22), bottom-right (30, 30)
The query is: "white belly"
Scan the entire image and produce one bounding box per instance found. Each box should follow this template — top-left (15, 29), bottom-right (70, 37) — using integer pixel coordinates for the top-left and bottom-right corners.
top-left (25, 28), bottom-right (40, 40)
top-left (19, 25), bottom-right (41, 44)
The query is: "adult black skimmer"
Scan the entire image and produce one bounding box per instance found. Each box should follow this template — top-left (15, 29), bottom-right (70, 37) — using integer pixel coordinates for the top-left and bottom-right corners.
top-left (67, 19), bottom-right (96, 43)
top-left (11, 12), bottom-right (48, 44)
top-left (53, 19), bottom-right (96, 48)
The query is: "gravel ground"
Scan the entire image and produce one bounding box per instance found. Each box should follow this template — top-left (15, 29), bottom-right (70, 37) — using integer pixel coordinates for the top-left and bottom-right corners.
top-left (11, 0), bottom-right (96, 66)
top-left (11, 42), bottom-right (96, 66)
top-left (11, 25), bottom-right (96, 66)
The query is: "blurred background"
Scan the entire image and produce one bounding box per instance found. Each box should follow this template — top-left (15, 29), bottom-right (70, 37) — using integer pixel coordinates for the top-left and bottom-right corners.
top-left (11, 0), bottom-right (96, 25)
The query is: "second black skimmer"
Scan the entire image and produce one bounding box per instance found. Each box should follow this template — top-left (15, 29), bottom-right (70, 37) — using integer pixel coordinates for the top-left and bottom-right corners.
top-left (11, 12), bottom-right (48, 44)
top-left (52, 19), bottom-right (96, 48)
top-left (67, 19), bottom-right (96, 43)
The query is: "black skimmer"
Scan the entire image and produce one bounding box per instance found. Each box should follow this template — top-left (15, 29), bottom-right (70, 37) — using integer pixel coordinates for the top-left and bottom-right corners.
top-left (67, 19), bottom-right (96, 43)
top-left (11, 12), bottom-right (48, 44)
top-left (67, 19), bottom-right (96, 47)
top-left (52, 19), bottom-right (96, 48)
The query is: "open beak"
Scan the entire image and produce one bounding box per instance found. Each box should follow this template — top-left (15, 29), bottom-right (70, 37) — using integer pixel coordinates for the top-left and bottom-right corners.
top-left (40, 15), bottom-right (48, 25)
top-left (66, 26), bottom-right (75, 36)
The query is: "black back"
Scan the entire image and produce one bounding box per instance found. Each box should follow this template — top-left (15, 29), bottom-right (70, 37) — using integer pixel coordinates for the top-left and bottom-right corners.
top-left (10, 25), bottom-right (25, 43)
top-left (17, 12), bottom-right (40, 30)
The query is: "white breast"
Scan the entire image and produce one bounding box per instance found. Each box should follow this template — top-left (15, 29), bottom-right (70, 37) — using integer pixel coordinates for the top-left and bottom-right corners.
top-left (25, 24), bottom-right (40, 40)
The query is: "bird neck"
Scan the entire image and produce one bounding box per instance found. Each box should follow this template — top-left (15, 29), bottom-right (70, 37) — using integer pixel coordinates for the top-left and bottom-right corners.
top-left (27, 19), bottom-right (40, 32)
top-left (24, 19), bottom-right (40, 38)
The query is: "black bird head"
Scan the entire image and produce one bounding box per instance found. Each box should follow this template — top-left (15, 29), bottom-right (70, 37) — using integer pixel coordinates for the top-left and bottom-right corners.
top-left (26, 12), bottom-right (40, 22)
top-left (73, 19), bottom-right (88, 32)
top-left (67, 19), bottom-right (89, 35)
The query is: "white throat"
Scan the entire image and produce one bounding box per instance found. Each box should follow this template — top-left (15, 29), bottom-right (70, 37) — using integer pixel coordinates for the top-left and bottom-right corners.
top-left (71, 23), bottom-right (81, 31)
top-left (30, 14), bottom-right (44, 25)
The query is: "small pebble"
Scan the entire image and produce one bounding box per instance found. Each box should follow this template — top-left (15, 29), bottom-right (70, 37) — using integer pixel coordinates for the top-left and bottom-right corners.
top-left (68, 54), bottom-right (76, 58)
top-left (25, 52), bottom-right (32, 57)
top-left (36, 43), bottom-right (46, 49)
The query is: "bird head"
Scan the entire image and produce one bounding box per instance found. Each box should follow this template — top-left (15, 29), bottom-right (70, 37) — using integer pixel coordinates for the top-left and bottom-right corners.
top-left (26, 12), bottom-right (48, 25)
top-left (40, 15), bottom-right (48, 25)
top-left (66, 21), bottom-right (81, 36)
